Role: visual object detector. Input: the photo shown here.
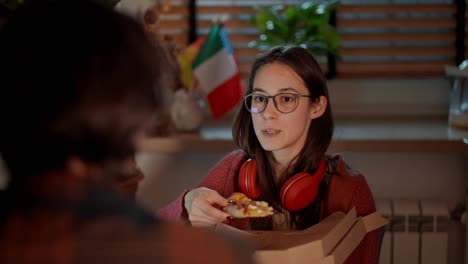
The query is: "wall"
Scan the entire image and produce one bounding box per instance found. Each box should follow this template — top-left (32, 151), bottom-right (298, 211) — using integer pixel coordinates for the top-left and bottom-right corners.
top-left (329, 78), bottom-right (450, 119)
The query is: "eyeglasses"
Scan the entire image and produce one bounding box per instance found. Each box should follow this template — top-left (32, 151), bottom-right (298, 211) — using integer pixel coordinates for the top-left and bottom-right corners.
top-left (244, 92), bottom-right (313, 114)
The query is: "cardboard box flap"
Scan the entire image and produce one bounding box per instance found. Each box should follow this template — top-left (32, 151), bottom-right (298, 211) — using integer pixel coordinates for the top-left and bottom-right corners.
top-left (362, 211), bottom-right (390, 233)
top-left (216, 208), bottom-right (389, 264)
top-left (216, 207), bottom-right (357, 258)
top-left (322, 212), bottom-right (390, 264)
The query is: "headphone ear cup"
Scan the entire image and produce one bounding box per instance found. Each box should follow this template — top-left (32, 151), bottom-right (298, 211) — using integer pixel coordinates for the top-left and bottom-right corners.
top-left (279, 159), bottom-right (327, 212)
top-left (280, 172), bottom-right (321, 212)
top-left (238, 159), bottom-right (261, 199)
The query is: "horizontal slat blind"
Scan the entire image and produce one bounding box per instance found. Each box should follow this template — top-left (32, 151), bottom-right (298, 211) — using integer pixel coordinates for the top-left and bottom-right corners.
top-left (194, 0), bottom-right (316, 80)
top-left (336, 1), bottom-right (458, 77)
top-left (153, 0), bottom-right (324, 81)
top-left (146, 0), bottom-right (189, 52)
top-left (154, 0), bottom-right (462, 79)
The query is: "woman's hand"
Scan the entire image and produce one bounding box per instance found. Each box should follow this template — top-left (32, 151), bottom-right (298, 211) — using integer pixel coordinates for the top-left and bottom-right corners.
top-left (184, 187), bottom-right (231, 227)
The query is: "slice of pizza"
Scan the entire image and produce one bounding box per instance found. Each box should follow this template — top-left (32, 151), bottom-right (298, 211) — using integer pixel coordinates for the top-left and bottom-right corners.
top-left (223, 192), bottom-right (274, 218)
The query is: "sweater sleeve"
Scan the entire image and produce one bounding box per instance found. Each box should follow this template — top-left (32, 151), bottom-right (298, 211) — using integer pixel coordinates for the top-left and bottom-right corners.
top-left (344, 177), bottom-right (380, 264)
top-left (156, 150), bottom-right (246, 222)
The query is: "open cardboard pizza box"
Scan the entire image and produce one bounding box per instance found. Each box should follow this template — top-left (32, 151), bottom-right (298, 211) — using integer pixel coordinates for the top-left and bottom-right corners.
top-left (215, 207), bottom-right (389, 264)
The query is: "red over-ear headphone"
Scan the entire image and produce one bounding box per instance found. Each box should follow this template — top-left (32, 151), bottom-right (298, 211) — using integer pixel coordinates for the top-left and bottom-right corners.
top-left (238, 158), bottom-right (327, 212)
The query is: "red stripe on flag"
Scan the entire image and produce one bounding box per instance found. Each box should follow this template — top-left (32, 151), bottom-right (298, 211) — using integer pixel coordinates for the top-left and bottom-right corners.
top-left (206, 73), bottom-right (244, 119)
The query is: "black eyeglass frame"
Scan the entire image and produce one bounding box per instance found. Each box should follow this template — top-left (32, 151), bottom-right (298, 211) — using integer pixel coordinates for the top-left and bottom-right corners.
top-left (243, 92), bottom-right (314, 114)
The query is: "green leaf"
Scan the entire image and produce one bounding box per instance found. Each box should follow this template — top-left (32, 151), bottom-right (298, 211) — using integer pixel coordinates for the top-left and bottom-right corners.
top-left (249, 0), bottom-right (341, 60)
top-left (284, 5), bottom-right (299, 28)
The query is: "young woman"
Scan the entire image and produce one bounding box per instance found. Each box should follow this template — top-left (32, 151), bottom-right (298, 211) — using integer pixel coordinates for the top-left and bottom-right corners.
top-left (157, 45), bottom-right (380, 263)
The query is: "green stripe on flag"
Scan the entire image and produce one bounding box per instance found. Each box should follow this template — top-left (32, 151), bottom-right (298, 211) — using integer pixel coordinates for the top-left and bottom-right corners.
top-left (192, 24), bottom-right (224, 69)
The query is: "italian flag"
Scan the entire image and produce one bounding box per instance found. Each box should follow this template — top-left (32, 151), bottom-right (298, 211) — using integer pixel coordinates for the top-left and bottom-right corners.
top-left (192, 23), bottom-right (244, 119)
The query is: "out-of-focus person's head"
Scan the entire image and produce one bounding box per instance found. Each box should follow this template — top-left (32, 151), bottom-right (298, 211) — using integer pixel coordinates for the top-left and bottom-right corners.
top-left (0, 0), bottom-right (165, 186)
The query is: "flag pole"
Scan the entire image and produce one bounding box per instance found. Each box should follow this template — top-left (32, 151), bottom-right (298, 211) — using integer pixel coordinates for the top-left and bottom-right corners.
top-left (212, 14), bottom-right (228, 27)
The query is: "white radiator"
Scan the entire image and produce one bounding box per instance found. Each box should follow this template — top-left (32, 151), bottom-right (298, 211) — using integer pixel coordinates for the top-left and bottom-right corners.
top-left (376, 199), bottom-right (456, 264)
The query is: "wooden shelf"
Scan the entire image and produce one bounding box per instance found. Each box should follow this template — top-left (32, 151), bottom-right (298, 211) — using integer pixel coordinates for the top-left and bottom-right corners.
top-left (137, 120), bottom-right (468, 153)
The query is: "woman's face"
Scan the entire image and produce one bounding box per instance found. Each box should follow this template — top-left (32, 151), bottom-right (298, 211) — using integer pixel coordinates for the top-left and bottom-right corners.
top-left (251, 62), bottom-right (316, 163)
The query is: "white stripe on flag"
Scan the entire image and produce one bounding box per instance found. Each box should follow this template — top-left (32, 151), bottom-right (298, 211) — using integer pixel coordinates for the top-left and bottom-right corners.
top-left (193, 48), bottom-right (237, 93)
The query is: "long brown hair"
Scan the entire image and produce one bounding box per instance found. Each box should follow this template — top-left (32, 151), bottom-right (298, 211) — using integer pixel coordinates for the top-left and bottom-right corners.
top-left (232, 46), bottom-right (334, 230)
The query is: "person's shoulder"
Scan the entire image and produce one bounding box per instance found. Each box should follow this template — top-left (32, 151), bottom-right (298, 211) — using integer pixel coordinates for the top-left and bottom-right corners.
top-left (211, 149), bottom-right (248, 172)
top-left (326, 154), bottom-right (371, 195)
top-left (78, 215), bottom-right (254, 263)
top-left (159, 222), bottom-right (255, 263)
top-left (327, 154), bottom-right (366, 183)
top-left (224, 149), bottom-right (248, 162)
top-left (326, 154), bottom-right (376, 216)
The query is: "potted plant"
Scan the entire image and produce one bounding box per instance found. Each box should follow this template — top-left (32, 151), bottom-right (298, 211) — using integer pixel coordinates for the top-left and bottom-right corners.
top-left (248, 0), bottom-right (340, 77)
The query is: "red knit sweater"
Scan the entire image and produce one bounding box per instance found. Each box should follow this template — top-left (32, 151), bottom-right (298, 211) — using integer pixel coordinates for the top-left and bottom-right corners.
top-left (157, 150), bottom-right (380, 264)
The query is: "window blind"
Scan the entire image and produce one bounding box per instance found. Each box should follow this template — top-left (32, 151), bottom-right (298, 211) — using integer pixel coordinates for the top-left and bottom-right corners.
top-left (336, 0), bottom-right (458, 77)
top-left (154, 0), bottom-right (462, 79)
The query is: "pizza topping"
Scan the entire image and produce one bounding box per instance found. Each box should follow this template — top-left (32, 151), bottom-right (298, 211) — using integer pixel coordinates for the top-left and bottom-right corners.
top-left (223, 192), bottom-right (274, 218)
